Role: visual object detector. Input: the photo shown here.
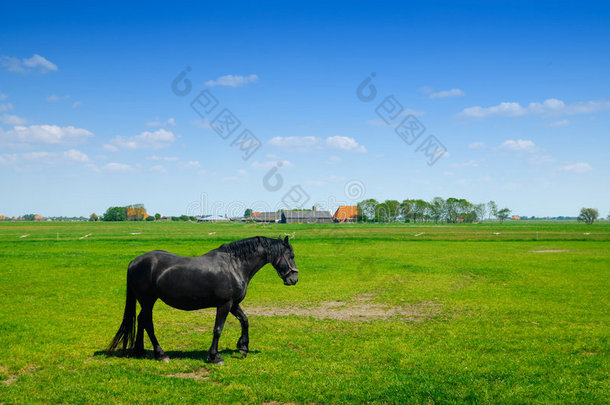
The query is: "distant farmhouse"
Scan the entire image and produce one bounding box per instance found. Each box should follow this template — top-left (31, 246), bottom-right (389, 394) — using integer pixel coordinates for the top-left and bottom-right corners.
top-left (249, 212), bottom-right (282, 223)
top-left (245, 206), bottom-right (356, 224)
top-left (281, 209), bottom-right (333, 224)
top-left (197, 215), bottom-right (229, 222)
top-left (333, 206), bottom-right (358, 223)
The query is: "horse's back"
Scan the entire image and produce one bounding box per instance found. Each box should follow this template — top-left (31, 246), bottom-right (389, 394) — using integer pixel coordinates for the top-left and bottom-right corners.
top-left (127, 249), bottom-right (238, 310)
top-left (127, 250), bottom-right (188, 294)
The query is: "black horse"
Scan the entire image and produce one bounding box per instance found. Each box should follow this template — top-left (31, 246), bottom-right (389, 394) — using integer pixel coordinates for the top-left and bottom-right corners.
top-left (106, 236), bottom-right (298, 364)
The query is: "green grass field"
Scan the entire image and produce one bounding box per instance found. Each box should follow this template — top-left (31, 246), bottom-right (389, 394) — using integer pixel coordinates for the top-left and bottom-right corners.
top-left (0, 221), bottom-right (608, 403)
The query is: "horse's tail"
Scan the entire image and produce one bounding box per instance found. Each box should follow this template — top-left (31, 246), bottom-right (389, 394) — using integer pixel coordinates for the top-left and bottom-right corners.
top-left (106, 285), bottom-right (137, 355)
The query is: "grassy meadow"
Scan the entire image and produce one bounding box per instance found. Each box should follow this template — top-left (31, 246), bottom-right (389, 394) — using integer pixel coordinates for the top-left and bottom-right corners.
top-left (0, 221), bottom-right (608, 403)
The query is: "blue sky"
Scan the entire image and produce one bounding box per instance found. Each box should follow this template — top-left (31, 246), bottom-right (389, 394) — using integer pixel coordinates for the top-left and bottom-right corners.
top-left (1, 1), bottom-right (609, 218)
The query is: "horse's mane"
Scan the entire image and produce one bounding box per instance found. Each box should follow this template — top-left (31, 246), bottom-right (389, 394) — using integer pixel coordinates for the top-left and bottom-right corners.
top-left (217, 236), bottom-right (284, 261)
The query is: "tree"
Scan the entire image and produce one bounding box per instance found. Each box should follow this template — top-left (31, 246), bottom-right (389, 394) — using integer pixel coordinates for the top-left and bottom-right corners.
top-left (412, 199), bottom-right (430, 222)
top-left (89, 213), bottom-right (99, 222)
top-left (102, 206), bottom-right (127, 221)
top-left (244, 208), bottom-right (253, 218)
top-left (384, 200), bottom-right (401, 222)
top-left (400, 200), bottom-right (414, 222)
top-left (357, 199), bottom-right (378, 222)
top-left (487, 201), bottom-right (498, 220)
top-left (474, 203), bottom-right (486, 222)
top-left (577, 208), bottom-right (598, 225)
top-left (374, 202), bottom-right (390, 222)
top-left (445, 198), bottom-right (460, 223)
top-left (497, 208), bottom-right (511, 223)
top-left (145, 215), bottom-right (155, 221)
top-left (23, 214), bottom-right (36, 221)
top-left (126, 204), bottom-right (148, 221)
top-left (155, 213), bottom-right (161, 220)
top-left (430, 197), bottom-right (445, 223)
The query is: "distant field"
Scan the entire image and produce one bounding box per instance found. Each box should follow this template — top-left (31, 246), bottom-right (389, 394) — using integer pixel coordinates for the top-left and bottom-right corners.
top-left (0, 221), bottom-right (608, 403)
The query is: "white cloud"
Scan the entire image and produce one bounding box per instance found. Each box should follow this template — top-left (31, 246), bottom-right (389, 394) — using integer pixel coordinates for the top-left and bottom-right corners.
top-left (205, 74), bottom-right (259, 87)
top-left (103, 162), bottom-right (132, 172)
top-left (146, 117), bottom-right (176, 127)
top-left (147, 155), bottom-right (179, 162)
top-left (251, 160), bottom-right (292, 170)
top-left (468, 141), bottom-right (485, 149)
top-left (0, 103), bottom-right (13, 112)
top-left (109, 129), bottom-right (175, 150)
top-left (0, 153), bottom-right (18, 166)
top-left (46, 95), bottom-right (69, 102)
top-left (0, 93), bottom-right (7, 101)
top-left (23, 151), bottom-right (50, 160)
top-left (459, 102), bottom-right (525, 118)
top-left (1, 125), bottom-right (93, 145)
top-left (190, 118), bottom-right (214, 130)
top-left (0, 114), bottom-right (27, 125)
top-left (450, 160), bottom-right (479, 168)
top-left (149, 165), bottom-right (166, 173)
top-left (429, 88), bottom-right (465, 99)
top-left (177, 160), bottom-right (200, 169)
top-left (457, 98), bottom-right (610, 119)
top-left (268, 136), bottom-right (320, 151)
top-left (549, 119), bottom-right (570, 127)
top-left (325, 136), bottom-right (366, 152)
top-left (558, 162), bottom-right (592, 174)
top-left (327, 155), bottom-right (341, 164)
top-left (72, 101), bottom-right (82, 109)
top-left (367, 118), bottom-right (390, 127)
top-left (1, 54), bottom-right (58, 73)
top-left (63, 148), bottom-right (89, 162)
top-left (499, 139), bottom-right (536, 152)
top-left (102, 144), bottom-right (118, 152)
top-left (368, 109), bottom-right (425, 127)
top-left (268, 135), bottom-right (366, 153)
top-left (529, 154), bottom-right (555, 165)
top-left (399, 108), bottom-right (426, 117)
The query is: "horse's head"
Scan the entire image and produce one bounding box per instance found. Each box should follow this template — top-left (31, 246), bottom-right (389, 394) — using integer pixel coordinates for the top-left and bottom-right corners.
top-left (272, 236), bottom-right (299, 286)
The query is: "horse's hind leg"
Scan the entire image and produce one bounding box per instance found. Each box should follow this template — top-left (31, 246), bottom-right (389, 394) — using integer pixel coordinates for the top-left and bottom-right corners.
top-left (138, 297), bottom-right (169, 362)
top-left (132, 301), bottom-right (147, 357)
top-left (231, 304), bottom-right (249, 357)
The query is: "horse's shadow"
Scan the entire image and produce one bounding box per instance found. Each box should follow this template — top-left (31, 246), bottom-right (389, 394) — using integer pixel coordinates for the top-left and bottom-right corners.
top-left (94, 348), bottom-right (260, 361)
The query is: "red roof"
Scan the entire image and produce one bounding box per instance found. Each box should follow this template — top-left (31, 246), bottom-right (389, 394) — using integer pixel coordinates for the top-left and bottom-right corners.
top-left (333, 206), bottom-right (358, 222)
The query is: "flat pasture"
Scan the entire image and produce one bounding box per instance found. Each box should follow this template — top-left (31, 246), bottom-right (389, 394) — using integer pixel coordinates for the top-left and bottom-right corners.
top-left (0, 221), bottom-right (608, 403)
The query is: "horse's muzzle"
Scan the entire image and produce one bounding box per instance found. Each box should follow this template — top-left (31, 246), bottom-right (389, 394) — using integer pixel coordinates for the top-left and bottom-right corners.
top-left (283, 270), bottom-right (299, 286)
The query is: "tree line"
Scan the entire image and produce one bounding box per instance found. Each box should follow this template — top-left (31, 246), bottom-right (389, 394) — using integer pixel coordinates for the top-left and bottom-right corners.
top-left (356, 198), bottom-right (511, 223)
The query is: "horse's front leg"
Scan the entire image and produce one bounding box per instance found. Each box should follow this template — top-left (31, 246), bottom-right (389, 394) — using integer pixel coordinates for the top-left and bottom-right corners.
top-left (207, 300), bottom-right (232, 364)
top-left (231, 304), bottom-right (249, 357)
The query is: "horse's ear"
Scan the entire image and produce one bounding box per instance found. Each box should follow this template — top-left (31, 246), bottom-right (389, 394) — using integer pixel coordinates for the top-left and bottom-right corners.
top-left (278, 235), bottom-right (282, 241)
top-left (284, 235), bottom-right (289, 245)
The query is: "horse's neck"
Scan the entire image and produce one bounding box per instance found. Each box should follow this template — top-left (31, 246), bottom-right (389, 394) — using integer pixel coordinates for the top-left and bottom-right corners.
top-left (236, 247), bottom-right (271, 281)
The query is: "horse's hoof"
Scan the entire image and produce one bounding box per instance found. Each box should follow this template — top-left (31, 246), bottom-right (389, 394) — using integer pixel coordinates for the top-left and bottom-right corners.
top-left (156, 355), bottom-right (170, 363)
top-left (239, 350), bottom-right (248, 358)
top-left (207, 355), bottom-right (225, 365)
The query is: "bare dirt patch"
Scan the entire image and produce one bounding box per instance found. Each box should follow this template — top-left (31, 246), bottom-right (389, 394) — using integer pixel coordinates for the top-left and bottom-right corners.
top-left (246, 294), bottom-right (442, 321)
top-left (1, 365), bottom-right (38, 386)
top-left (532, 250), bottom-right (569, 253)
top-left (167, 367), bottom-right (210, 381)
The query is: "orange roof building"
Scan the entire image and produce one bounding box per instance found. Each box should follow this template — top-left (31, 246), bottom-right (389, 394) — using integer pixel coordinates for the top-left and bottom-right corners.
top-left (333, 206), bottom-right (358, 223)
